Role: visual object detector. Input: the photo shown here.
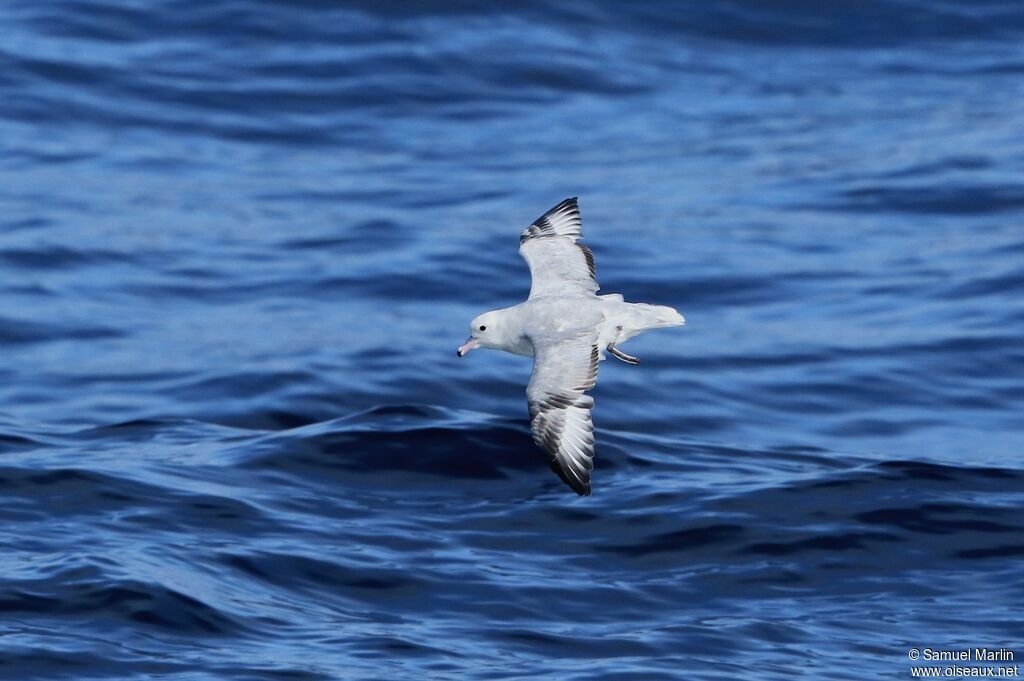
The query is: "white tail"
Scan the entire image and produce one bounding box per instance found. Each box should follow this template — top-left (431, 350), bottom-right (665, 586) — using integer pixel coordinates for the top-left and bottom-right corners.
top-left (639, 303), bottom-right (685, 329)
top-left (599, 301), bottom-right (685, 348)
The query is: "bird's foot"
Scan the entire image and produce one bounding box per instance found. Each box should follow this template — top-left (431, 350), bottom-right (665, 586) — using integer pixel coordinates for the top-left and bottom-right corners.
top-left (607, 344), bottom-right (639, 365)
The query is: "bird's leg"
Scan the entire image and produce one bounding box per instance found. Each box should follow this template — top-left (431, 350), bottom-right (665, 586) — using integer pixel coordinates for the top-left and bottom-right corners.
top-left (607, 344), bottom-right (639, 365)
top-left (607, 326), bottom-right (639, 364)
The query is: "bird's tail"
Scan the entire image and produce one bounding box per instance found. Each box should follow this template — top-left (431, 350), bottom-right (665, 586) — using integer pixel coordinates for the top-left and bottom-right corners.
top-left (606, 303), bottom-right (684, 346)
top-left (636, 303), bottom-right (685, 329)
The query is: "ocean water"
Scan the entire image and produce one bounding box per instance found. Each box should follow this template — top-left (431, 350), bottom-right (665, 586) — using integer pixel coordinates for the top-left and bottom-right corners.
top-left (2, 1), bottom-right (1024, 678)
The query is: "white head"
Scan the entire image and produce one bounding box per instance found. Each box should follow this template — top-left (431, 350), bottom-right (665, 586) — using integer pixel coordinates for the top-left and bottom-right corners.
top-left (456, 310), bottom-right (503, 357)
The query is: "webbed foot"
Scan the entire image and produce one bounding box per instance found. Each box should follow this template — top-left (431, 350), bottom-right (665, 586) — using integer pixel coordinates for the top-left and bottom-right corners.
top-left (607, 344), bottom-right (639, 365)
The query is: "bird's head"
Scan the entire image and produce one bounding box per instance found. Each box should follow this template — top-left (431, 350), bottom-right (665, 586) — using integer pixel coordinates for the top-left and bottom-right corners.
top-left (457, 311), bottom-right (502, 357)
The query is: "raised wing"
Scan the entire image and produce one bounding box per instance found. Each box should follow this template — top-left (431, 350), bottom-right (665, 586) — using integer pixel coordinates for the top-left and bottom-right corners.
top-left (527, 334), bottom-right (600, 496)
top-left (519, 197), bottom-right (599, 299)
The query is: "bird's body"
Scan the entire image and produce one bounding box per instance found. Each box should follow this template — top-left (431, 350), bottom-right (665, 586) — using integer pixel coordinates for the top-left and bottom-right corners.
top-left (457, 198), bottom-right (684, 495)
top-left (475, 295), bottom-right (681, 360)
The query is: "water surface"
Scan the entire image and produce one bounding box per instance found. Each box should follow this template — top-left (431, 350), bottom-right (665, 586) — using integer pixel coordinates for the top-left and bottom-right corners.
top-left (2, 1), bottom-right (1023, 678)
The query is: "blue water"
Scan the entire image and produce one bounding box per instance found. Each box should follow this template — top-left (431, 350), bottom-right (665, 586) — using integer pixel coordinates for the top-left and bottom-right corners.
top-left (2, 1), bottom-right (1024, 678)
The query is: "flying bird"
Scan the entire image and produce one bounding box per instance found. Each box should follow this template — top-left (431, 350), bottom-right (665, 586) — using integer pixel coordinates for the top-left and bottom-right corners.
top-left (457, 198), bottom-right (684, 495)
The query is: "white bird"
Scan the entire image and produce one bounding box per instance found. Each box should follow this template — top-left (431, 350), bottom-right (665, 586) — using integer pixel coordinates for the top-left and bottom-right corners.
top-left (457, 198), bottom-right (685, 495)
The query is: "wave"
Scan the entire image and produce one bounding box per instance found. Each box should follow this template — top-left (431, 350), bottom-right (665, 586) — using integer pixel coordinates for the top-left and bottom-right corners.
top-left (1, 407), bottom-right (1022, 677)
top-left (0, 576), bottom-right (246, 636)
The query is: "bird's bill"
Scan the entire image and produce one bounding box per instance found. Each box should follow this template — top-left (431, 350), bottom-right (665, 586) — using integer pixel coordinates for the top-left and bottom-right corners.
top-left (457, 337), bottom-right (479, 357)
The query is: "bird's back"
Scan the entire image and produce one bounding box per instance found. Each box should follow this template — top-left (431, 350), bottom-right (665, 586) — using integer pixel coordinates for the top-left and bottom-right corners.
top-left (519, 295), bottom-right (605, 345)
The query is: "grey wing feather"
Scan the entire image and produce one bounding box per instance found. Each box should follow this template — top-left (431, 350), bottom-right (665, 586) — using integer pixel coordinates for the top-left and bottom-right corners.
top-left (519, 198), bottom-right (599, 299)
top-left (527, 335), bottom-right (600, 496)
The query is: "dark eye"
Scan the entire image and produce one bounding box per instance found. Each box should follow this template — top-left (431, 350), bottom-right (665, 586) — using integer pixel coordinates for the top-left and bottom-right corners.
top-left (479, 325), bottom-right (486, 331)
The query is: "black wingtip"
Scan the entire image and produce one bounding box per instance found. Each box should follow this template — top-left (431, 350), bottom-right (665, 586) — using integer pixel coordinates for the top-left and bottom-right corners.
top-left (546, 456), bottom-right (592, 496)
top-left (540, 197), bottom-right (578, 220)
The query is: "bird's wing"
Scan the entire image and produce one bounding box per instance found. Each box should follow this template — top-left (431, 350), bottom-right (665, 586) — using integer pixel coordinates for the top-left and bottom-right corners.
top-left (519, 197), bottom-right (599, 299)
top-left (527, 333), bottom-right (601, 496)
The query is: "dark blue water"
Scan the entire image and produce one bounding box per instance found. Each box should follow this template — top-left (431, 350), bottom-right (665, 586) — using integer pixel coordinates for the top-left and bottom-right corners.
top-left (3, 1), bottom-right (1024, 678)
